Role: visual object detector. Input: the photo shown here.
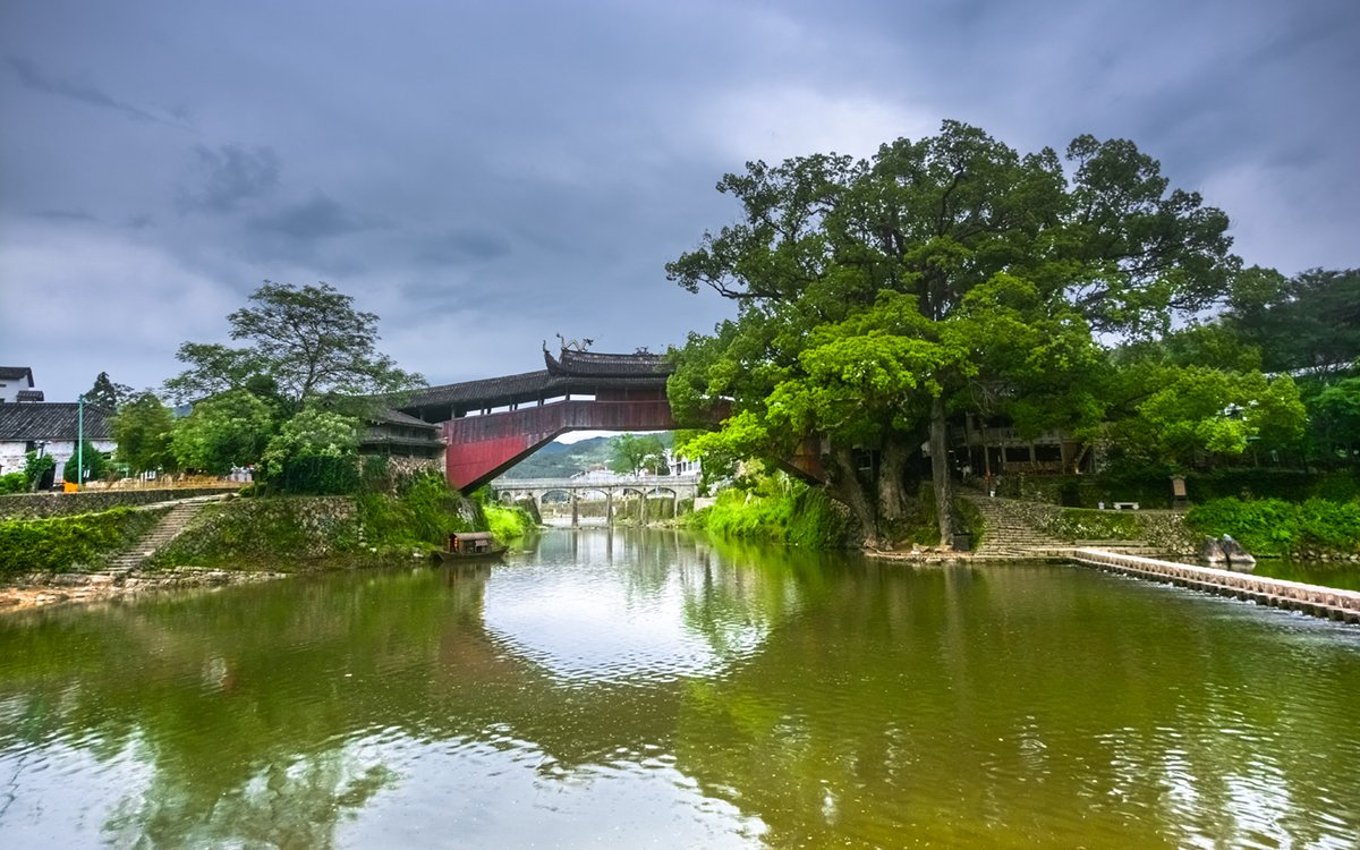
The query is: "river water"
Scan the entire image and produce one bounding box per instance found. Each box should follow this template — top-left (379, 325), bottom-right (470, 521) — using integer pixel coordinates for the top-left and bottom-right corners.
top-left (2, 529), bottom-right (1358, 848)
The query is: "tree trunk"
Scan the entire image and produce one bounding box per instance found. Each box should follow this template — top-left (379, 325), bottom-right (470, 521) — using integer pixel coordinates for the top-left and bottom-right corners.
top-left (877, 438), bottom-right (909, 526)
top-left (826, 443), bottom-right (879, 548)
top-left (929, 396), bottom-right (955, 548)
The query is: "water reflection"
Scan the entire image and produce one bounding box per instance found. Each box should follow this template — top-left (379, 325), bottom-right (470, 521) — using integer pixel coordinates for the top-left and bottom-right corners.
top-left (0, 530), bottom-right (1357, 848)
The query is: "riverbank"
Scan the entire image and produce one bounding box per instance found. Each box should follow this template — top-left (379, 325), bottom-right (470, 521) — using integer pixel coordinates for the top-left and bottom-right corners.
top-left (0, 475), bottom-right (537, 613)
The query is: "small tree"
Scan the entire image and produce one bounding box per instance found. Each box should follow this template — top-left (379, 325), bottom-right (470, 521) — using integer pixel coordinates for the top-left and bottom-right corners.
top-left (259, 407), bottom-right (361, 487)
top-left (84, 372), bottom-right (134, 410)
top-left (23, 451), bottom-right (55, 491)
top-left (62, 441), bottom-right (110, 484)
top-left (112, 392), bottom-right (177, 474)
top-left (610, 434), bottom-right (668, 476)
top-left (170, 390), bottom-right (274, 475)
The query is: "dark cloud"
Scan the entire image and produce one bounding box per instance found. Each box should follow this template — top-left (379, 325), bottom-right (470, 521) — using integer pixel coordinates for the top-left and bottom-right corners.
top-left (1, 0), bottom-right (1357, 401)
top-left (414, 229), bottom-right (512, 266)
top-left (178, 144), bottom-right (280, 213)
top-left (247, 194), bottom-right (380, 241)
top-left (6, 56), bottom-right (169, 125)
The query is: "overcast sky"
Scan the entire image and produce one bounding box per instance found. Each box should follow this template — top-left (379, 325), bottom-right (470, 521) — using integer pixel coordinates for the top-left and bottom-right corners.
top-left (2, 0), bottom-right (1356, 402)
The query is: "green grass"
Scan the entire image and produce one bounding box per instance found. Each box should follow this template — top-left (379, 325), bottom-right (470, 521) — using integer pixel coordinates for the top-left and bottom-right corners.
top-left (0, 507), bottom-right (168, 575)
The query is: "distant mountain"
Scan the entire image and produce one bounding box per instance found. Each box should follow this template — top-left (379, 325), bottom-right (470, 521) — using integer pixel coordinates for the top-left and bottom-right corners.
top-left (498, 433), bottom-right (672, 479)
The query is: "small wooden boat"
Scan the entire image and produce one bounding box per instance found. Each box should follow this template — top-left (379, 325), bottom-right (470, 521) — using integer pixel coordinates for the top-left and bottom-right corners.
top-left (432, 532), bottom-right (506, 563)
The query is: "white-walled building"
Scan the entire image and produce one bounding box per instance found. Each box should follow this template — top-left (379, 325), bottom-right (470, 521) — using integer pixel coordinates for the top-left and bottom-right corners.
top-left (0, 401), bottom-right (116, 483)
top-left (0, 367), bottom-right (38, 404)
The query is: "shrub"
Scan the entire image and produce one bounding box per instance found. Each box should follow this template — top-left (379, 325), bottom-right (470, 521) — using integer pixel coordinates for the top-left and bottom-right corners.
top-left (0, 472), bottom-right (26, 495)
top-left (0, 507), bottom-right (166, 575)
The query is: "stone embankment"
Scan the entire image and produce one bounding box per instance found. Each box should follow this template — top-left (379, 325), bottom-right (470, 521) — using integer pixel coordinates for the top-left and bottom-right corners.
top-left (0, 494), bottom-right (284, 613)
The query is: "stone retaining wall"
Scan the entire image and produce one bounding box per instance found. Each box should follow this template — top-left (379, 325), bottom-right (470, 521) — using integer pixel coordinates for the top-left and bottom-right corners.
top-left (0, 488), bottom-right (238, 520)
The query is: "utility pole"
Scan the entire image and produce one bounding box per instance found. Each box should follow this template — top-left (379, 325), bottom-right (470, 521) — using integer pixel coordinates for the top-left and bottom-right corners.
top-left (77, 394), bottom-right (84, 490)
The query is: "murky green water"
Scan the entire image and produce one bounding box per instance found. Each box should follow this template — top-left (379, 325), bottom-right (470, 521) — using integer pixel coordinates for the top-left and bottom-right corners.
top-left (1254, 559), bottom-right (1360, 591)
top-left (2, 530), bottom-right (1358, 848)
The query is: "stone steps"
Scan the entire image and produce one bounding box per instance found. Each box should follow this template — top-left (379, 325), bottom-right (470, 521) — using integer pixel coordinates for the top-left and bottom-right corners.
top-left (106, 499), bottom-right (216, 571)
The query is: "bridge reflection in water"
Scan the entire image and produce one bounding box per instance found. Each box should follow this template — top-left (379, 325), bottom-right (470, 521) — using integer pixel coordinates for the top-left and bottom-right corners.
top-left (492, 474), bottom-right (701, 526)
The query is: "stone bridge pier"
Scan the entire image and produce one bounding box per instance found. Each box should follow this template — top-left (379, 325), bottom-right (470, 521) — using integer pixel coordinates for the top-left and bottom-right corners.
top-left (491, 474), bottom-right (700, 526)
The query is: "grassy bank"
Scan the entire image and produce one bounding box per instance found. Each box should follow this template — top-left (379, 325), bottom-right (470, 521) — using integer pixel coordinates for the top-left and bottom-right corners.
top-left (148, 476), bottom-right (538, 571)
top-left (1186, 497), bottom-right (1360, 558)
top-left (0, 507), bottom-right (169, 576)
top-left (685, 480), bottom-right (852, 548)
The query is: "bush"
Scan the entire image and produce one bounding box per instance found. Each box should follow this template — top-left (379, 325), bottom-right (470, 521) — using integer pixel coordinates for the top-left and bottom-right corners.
top-left (356, 471), bottom-right (479, 548)
top-left (1185, 497), bottom-right (1360, 556)
top-left (688, 478), bottom-right (852, 548)
top-left (272, 454), bottom-right (360, 495)
top-left (0, 472), bottom-right (26, 495)
top-left (0, 507), bottom-right (166, 575)
top-left (24, 452), bottom-right (55, 491)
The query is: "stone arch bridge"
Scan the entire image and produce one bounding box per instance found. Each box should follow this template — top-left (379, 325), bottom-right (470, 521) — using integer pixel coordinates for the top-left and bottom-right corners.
top-left (491, 474), bottom-right (701, 525)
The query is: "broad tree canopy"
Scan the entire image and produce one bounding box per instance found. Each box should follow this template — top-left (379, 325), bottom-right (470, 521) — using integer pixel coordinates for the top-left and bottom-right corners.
top-left (667, 120), bottom-right (1239, 546)
top-left (165, 281), bottom-right (424, 408)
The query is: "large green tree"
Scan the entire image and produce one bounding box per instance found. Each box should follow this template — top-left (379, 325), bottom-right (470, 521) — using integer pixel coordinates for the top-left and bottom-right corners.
top-left (164, 281), bottom-right (424, 408)
top-left (668, 121), bottom-right (1237, 547)
top-left (1226, 267), bottom-right (1360, 375)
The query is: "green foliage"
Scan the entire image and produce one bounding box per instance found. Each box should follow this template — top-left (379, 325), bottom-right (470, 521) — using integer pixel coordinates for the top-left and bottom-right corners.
top-left (1043, 508), bottom-right (1142, 542)
top-left (259, 407), bottom-right (361, 484)
top-left (1186, 497), bottom-right (1360, 556)
top-left (356, 471), bottom-right (477, 549)
top-left (1104, 363), bottom-right (1306, 467)
top-left (0, 507), bottom-right (165, 575)
top-left (23, 452), bottom-right (55, 491)
top-left (165, 281), bottom-right (425, 407)
top-left (270, 455), bottom-right (360, 495)
top-left (1309, 376), bottom-right (1360, 458)
top-left (1226, 267), bottom-right (1360, 375)
top-left (112, 391), bottom-right (176, 473)
top-left (687, 478), bottom-right (851, 548)
top-left (170, 389), bottom-right (274, 474)
top-left (483, 501), bottom-right (537, 543)
top-left (609, 433), bottom-right (668, 476)
top-left (0, 472), bottom-right (27, 494)
top-left (62, 441), bottom-right (110, 484)
top-left (84, 371), bottom-right (134, 409)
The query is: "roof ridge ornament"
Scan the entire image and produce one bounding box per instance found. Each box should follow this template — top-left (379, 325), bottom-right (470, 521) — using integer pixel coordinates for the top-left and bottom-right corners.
top-left (554, 333), bottom-right (594, 352)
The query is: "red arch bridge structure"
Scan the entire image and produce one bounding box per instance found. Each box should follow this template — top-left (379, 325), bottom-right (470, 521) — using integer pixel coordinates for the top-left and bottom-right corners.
top-left (490, 474), bottom-right (702, 526)
top-left (398, 347), bottom-right (680, 492)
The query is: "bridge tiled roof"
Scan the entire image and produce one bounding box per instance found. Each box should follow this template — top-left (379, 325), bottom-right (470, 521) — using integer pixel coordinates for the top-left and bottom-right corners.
top-left (544, 348), bottom-right (672, 378)
top-left (398, 350), bottom-right (672, 417)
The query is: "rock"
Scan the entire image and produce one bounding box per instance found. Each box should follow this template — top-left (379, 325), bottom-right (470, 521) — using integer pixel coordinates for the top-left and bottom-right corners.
top-left (1220, 535), bottom-right (1256, 572)
top-left (1200, 536), bottom-right (1227, 566)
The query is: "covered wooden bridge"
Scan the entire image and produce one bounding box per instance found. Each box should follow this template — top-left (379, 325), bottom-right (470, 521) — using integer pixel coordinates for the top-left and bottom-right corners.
top-left (399, 348), bottom-right (678, 491)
